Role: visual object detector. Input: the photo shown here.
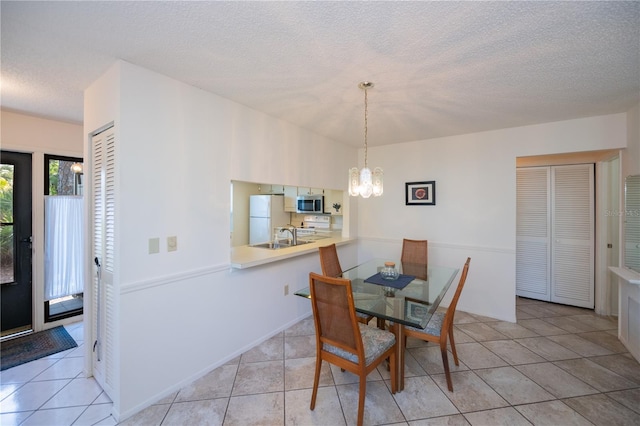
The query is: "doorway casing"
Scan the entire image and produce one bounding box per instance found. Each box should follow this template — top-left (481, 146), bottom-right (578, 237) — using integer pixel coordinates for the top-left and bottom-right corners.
top-left (516, 149), bottom-right (621, 316)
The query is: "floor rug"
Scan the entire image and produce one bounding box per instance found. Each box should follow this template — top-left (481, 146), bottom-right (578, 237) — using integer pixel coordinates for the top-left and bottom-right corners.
top-left (1, 326), bottom-right (78, 371)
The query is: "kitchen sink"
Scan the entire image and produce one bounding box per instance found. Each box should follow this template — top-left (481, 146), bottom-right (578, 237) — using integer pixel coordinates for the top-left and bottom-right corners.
top-left (252, 240), bottom-right (313, 250)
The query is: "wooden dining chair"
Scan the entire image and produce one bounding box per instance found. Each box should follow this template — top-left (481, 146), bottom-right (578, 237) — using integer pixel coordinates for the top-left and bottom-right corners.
top-left (308, 272), bottom-right (397, 426)
top-left (318, 244), bottom-right (374, 325)
top-left (394, 257), bottom-right (471, 392)
top-left (401, 239), bottom-right (428, 280)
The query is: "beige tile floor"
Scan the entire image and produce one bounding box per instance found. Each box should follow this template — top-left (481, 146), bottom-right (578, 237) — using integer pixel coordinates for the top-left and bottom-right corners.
top-left (1, 297), bottom-right (639, 425)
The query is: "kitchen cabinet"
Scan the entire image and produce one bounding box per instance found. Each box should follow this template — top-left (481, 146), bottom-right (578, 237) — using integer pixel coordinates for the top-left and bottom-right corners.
top-left (284, 186), bottom-right (297, 212)
top-left (297, 187), bottom-right (323, 196)
top-left (324, 189), bottom-right (344, 215)
top-left (610, 267), bottom-right (640, 362)
top-left (258, 184), bottom-right (285, 194)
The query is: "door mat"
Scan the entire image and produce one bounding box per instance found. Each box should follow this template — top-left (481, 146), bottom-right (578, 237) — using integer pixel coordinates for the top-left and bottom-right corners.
top-left (1, 326), bottom-right (78, 371)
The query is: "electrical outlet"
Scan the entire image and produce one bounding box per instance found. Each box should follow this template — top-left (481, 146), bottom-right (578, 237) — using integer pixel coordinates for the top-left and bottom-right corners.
top-left (167, 236), bottom-right (177, 252)
top-left (284, 284), bottom-right (289, 296)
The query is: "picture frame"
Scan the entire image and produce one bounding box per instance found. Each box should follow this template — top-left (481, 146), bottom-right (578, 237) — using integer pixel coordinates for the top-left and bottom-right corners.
top-left (405, 299), bottom-right (430, 323)
top-left (405, 181), bottom-right (436, 205)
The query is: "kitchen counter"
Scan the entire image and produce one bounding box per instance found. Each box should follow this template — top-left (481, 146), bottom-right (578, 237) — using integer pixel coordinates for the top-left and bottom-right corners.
top-left (231, 234), bottom-right (356, 269)
top-left (610, 266), bottom-right (640, 362)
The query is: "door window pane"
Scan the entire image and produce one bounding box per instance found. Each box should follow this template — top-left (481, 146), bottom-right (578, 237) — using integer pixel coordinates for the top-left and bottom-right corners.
top-left (44, 155), bottom-right (84, 322)
top-left (47, 158), bottom-right (80, 195)
top-left (0, 164), bottom-right (15, 284)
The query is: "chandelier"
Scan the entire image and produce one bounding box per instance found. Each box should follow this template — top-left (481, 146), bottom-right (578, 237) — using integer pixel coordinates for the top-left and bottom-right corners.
top-left (349, 81), bottom-right (383, 198)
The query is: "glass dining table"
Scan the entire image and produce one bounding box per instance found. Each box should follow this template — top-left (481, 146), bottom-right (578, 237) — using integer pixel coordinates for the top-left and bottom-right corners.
top-left (295, 258), bottom-right (460, 391)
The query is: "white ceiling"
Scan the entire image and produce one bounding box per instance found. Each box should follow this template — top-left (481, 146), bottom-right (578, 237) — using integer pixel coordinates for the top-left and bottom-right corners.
top-left (2, 1), bottom-right (639, 147)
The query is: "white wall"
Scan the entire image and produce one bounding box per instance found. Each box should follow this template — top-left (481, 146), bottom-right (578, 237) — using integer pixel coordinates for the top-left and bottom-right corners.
top-left (358, 114), bottom-right (628, 322)
top-left (617, 103), bottom-right (640, 273)
top-left (1, 109), bottom-right (82, 154)
top-left (624, 103), bottom-right (640, 177)
top-left (1, 109), bottom-right (83, 332)
top-left (615, 103), bottom-right (640, 360)
top-left (83, 61), bottom-right (358, 420)
top-left (83, 60), bottom-right (632, 420)
top-left (231, 181), bottom-right (258, 247)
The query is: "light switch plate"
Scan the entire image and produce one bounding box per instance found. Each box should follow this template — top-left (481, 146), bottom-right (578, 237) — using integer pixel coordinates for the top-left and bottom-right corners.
top-left (149, 237), bottom-right (160, 254)
top-left (167, 236), bottom-right (177, 252)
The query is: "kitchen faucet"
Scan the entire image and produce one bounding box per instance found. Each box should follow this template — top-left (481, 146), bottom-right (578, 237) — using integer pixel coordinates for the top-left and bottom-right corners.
top-left (280, 225), bottom-right (297, 245)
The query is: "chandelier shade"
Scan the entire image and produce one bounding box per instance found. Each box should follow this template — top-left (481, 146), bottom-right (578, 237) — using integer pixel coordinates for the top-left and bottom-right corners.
top-left (349, 81), bottom-right (383, 198)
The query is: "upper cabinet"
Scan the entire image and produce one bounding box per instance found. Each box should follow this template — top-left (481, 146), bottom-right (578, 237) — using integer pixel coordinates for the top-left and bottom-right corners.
top-left (258, 184), bottom-right (285, 194)
top-left (284, 186), bottom-right (297, 212)
top-left (324, 189), bottom-right (344, 215)
top-left (243, 180), bottom-right (342, 214)
top-left (297, 187), bottom-right (324, 196)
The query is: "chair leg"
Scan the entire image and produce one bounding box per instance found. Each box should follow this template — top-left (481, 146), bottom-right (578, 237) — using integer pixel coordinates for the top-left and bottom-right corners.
top-left (310, 358), bottom-right (322, 410)
top-left (385, 323), bottom-right (395, 371)
top-left (448, 326), bottom-right (459, 366)
top-left (440, 342), bottom-right (453, 392)
top-left (357, 375), bottom-right (367, 426)
top-left (389, 351), bottom-right (397, 394)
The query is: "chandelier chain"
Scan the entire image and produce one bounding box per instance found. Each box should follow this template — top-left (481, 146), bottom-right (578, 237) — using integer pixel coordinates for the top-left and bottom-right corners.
top-left (363, 86), bottom-right (368, 168)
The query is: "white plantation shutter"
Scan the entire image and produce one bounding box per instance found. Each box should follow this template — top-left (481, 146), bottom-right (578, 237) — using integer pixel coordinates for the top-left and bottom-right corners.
top-left (517, 167), bottom-right (551, 300)
top-left (104, 135), bottom-right (115, 274)
top-left (91, 131), bottom-right (103, 372)
top-left (91, 127), bottom-right (117, 395)
top-left (516, 165), bottom-right (594, 308)
top-left (551, 165), bottom-right (594, 308)
top-left (625, 176), bottom-right (640, 273)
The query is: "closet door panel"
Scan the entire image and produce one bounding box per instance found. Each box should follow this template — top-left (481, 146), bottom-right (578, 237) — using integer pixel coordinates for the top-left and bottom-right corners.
top-left (516, 167), bottom-right (551, 300)
top-left (551, 164), bottom-right (594, 308)
top-left (91, 126), bottom-right (117, 398)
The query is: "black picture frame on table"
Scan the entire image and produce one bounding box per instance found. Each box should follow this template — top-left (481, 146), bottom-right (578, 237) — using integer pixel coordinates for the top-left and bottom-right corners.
top-left (406, 181), bottom-right (436, 205)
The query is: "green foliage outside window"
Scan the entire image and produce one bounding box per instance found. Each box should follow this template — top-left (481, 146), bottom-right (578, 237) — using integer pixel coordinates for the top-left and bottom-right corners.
top-left (0, 164), bottom-right (14, 272)
top-left (0, 158), bottom-right (79, 279)
top-left (49, 159), bottom-right (75, 195)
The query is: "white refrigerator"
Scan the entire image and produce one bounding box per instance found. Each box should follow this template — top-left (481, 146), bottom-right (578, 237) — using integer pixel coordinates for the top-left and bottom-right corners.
top-left (249, 194), bottom-right (290, 245)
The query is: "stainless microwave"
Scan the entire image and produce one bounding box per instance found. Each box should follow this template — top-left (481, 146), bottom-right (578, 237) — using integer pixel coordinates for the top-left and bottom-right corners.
top-left (296, 194), bottom-right (324, 214)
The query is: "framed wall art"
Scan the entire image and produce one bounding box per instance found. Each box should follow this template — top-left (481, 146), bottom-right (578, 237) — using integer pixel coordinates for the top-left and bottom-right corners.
top-left (405, 181), bottom-right (436, 205)
top-left (405, 299), bottom-right (430, 323)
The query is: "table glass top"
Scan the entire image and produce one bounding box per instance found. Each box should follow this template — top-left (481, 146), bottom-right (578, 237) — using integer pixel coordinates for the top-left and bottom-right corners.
top-left (296, 258), bottom-right (459, 329)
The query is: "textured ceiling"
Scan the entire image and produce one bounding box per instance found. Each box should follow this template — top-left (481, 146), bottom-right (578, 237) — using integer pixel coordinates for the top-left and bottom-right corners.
top-left (1, 1), bottom-right (639, 147)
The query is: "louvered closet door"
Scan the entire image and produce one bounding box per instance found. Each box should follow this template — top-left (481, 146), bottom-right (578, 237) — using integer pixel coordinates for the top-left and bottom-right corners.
top-left (91, 127), bottom-right (116, 397)
top-left (517, 167), bottom-right (551, 300)
top-left (551, 164), bottom-right (594, 308)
